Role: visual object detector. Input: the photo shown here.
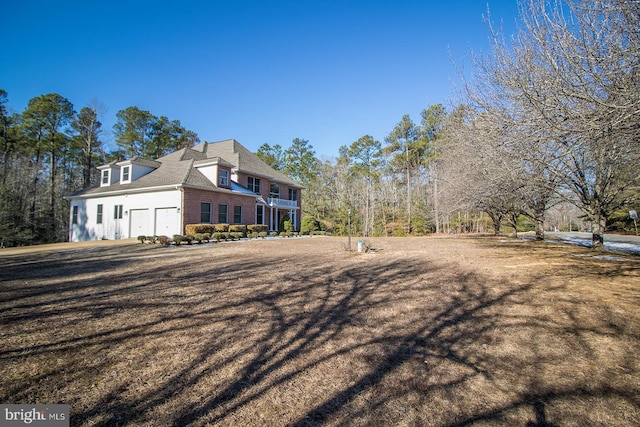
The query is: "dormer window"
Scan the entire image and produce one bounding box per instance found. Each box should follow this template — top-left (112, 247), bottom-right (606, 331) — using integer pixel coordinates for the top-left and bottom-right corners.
top-left (101, 170), bottom-right (110, 186)
top-left (121, 166), bottom-right (131, 183)
top-left (248, 176), bottom-right (260, 193)
top-left (219, 169), bottom-right (229, 187)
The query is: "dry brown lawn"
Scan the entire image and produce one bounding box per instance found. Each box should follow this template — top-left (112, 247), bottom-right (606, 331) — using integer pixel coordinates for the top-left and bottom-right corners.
top-left (0, 236), bottom-right (639, 426)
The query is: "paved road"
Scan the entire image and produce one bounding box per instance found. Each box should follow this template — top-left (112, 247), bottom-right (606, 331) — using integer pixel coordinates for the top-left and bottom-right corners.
top-left (546, 232), bottom-right (640, 254)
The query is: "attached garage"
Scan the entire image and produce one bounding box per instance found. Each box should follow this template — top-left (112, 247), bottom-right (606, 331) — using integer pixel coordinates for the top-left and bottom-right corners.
top-left (155, 207), bottom-right (179, 236)
top-left (129, 209), bottom-right (150, 238)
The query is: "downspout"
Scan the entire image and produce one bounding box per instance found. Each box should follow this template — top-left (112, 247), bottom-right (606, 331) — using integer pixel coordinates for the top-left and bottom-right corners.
top-left (179, 185), bottom-right (184, 235)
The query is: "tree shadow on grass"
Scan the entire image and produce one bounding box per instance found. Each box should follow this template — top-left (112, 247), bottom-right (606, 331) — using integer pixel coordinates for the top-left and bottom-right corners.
top-left (1, 239), bottom-right (638, 426)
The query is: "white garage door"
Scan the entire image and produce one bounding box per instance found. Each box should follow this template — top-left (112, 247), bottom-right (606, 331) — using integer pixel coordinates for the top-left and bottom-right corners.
top-left (155, 207), bottom-right (179, 236)
top-left (129, 209), bottom-right (150, 238)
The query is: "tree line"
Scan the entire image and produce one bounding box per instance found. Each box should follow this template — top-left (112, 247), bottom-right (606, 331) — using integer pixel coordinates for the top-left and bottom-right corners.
top-left (1, 0), bottom-right (638, 249)
top-left (0, 93), bottom-right (199, 246)
top-left (259, 0), bottom-right (639, 249)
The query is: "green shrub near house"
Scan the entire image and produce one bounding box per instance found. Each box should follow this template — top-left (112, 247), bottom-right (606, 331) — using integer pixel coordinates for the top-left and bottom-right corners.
top-left (194, 233), bottom-right (210, 243)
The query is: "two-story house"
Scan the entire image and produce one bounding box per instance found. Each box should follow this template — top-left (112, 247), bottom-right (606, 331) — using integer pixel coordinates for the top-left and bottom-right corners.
top-left (66, 139), bottom-right (303, 242)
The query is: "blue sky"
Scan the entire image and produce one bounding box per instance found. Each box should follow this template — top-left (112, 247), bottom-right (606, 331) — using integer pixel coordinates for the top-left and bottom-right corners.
top-left (1, 1), bottom-right (519, 158)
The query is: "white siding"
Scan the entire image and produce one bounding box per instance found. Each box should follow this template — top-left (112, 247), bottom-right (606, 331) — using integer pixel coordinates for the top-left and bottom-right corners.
top-left (68, 189), bottom-right (182, 242)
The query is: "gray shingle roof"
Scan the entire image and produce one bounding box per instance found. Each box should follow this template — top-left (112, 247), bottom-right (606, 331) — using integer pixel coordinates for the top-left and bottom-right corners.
top-left (68, 139), bottom-right (302, 198)
top-left (204, 139), bottom-right (303, 188)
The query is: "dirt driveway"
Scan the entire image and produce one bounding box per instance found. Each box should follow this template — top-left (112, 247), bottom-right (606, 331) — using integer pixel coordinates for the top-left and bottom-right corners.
top-left (1, 236), bottom-right (638, 426)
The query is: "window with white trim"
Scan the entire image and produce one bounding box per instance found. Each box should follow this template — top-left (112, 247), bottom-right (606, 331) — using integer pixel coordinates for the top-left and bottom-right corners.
top-left (72, 206), bottom-right (78, 225)
top-left (121, 166), bottom-right (130, 182)
top-left (219, 169), bottom-right (229, 187)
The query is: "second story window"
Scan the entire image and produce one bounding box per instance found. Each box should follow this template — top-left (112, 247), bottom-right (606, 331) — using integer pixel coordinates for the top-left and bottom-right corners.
top-left (248, 176), bottom-right (260, 193)
top-left (270, 183), bottom-right (280, 199)
top-left (122, 166), bottom-right (130, 182)
top-left (101, 170), bottom-right (109, 185)
top-left (289, 189), bottom-right (297, 201)
top-left (219, 169), bottom-right (229, 187)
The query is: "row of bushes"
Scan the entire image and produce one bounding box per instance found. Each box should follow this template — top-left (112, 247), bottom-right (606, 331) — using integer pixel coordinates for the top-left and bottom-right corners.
top-left (138, 233), bottom-right (261, 246)
top-left (184, 223), bottom-right (269, 236)
top-left (138, 230), bottom-right (329, 247)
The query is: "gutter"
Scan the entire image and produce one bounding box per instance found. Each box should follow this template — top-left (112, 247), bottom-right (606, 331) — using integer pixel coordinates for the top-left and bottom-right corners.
top-left (64, 184), bottom-right (185, 200)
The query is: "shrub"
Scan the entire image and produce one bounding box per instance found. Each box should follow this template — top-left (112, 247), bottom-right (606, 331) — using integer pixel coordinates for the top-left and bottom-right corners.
top-left (146, 235), bottom-right (158, 243)
top-left (185, 224), bottom-right (216, 235)
top-left (249, 232), bottom-right (259, 239)
top-left (194, 233), bottom-right (209, 243)
top-left (301, 217), bottom-right (321, 235)
top-left (158, 235), bottom-right (171, 246)
top-left (214, 224), bottom-right (229, 232)
top-left (229, 224), bottom-right (247, 236)
top-left (212, 232), bottom-right (222, 241)
top-left (173, 234), bottom-right (185, 245)
top-left (184, 235), bottom-right (195, 245)
top-left (137, 235), bottom-right (146, 243)
top-left (270, 231), bottom-right (278, 237)
top-left (258, 231), bottom-right (268, 238)
top-left (279, 214), bottom-right (292, 232)
top-left (385, 222), bottom-right (406, 237)
top-left (247, 224), bottom-right (268, 233)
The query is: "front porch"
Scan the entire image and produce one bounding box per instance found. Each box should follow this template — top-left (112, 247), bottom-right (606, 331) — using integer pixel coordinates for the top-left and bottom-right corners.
top-left (267, 198), bottom-right (300, 232)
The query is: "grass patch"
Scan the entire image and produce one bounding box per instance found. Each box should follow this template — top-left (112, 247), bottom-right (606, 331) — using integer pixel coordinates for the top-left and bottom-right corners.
top-left (0, 237), bottom-right (638, 426)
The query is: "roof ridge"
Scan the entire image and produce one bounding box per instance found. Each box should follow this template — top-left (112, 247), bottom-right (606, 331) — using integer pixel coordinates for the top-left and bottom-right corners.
top-left (182, 158), bottom-right (195, 183)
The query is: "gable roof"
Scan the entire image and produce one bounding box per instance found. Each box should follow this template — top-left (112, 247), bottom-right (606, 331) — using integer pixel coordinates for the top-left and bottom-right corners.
top-left (67, 139), bottom-right (302, 198)
top-left (199, 139), bottom-right (303, 188)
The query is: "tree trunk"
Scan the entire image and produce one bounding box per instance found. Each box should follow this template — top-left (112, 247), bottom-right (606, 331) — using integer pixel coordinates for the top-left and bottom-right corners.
top-left (591, 215), bottom-right (605, 249)
top-left (433, 167), bottom-right (440, 233)
top-left (406, 164), bottom-right (411, 234)
top-left (535, 216), bottom-right (545, 240)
